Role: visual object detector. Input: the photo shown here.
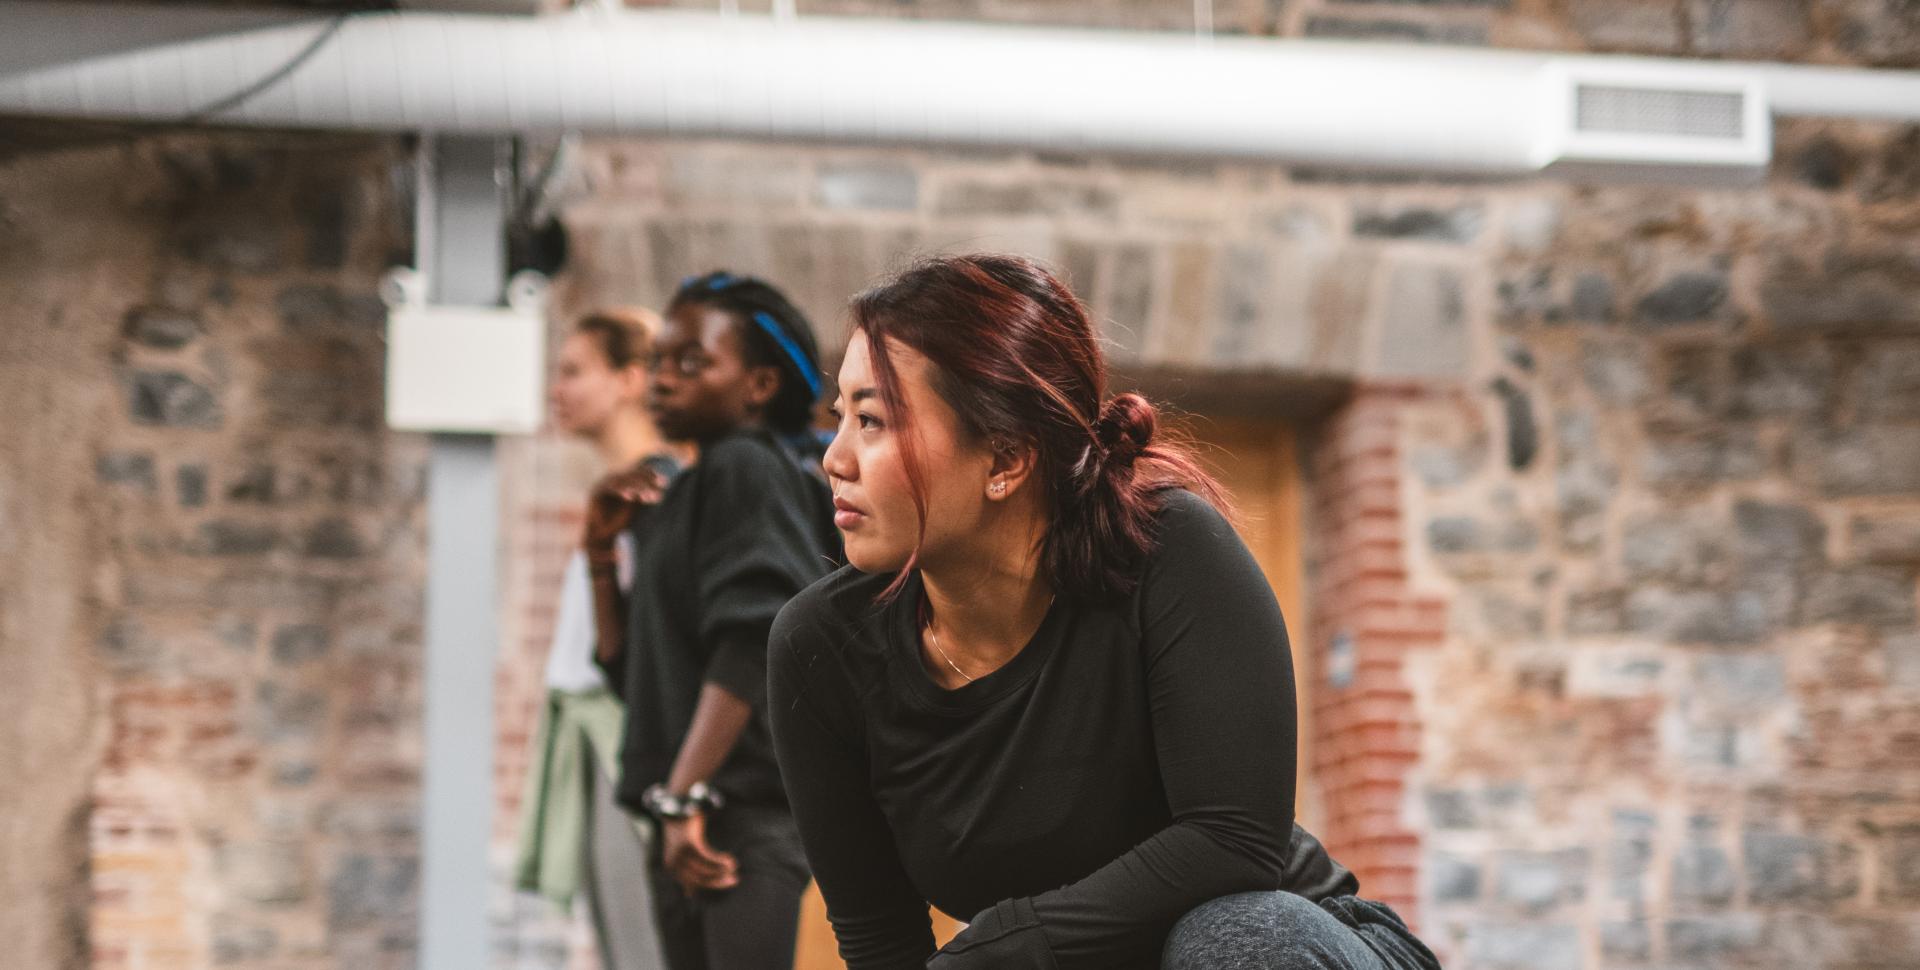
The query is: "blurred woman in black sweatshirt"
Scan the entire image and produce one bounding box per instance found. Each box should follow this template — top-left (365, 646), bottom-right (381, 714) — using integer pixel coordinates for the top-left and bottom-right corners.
top-left (606, 271), bottom-right (838, 970)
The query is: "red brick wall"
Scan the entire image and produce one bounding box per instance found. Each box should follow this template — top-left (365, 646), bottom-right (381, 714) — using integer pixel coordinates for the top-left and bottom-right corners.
top-left (1306, 385), bottom-right (1449, 930)
top-left (494, 503), bottom-right (587, 847)
top-left (490, 432), bottom-right (607, 967)
top-left (92, 681), bottom-right (239, 970)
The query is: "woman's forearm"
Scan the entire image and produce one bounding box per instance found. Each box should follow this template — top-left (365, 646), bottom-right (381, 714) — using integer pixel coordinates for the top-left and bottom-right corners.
top-left (665, 681), bottom-right (754, 793)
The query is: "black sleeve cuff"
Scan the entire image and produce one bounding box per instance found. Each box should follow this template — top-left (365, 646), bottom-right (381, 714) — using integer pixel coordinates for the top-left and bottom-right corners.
top-left (927, 898), bottom-right (1056, 970)
top-left (704, 626), bottom-right (770, 709)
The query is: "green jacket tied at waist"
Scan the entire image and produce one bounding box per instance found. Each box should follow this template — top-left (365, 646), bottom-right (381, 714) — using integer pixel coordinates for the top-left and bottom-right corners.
top-left (513, 686), bottom-right (644, 907)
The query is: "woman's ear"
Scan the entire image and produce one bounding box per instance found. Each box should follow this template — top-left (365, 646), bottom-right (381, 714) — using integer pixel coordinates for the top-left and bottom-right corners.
top-left (617, 363), bottom-right (649, 404)
top-left (743, 364), bottom-right (782, 411)
top-left (985, 438), bottom-right (1037, 502)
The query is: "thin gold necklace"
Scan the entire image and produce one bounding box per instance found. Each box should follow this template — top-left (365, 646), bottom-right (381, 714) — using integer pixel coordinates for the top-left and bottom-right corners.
top-left (924, 595), bottom-right (1055, 686)
top-left (924, 621), bottom-right (975, 684)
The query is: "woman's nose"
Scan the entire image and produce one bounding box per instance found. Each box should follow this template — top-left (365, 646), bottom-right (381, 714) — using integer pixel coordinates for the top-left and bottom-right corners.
top-left (821, 433), bottom-right (854, 481)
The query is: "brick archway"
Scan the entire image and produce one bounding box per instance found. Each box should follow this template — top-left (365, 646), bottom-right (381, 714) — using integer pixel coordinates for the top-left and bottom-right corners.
top-left (1305, 385), bottom-right (1449, 930)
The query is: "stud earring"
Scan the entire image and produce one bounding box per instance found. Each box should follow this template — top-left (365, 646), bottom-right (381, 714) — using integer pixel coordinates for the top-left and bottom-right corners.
top-left (989, 481), bottom-right (1007, 496)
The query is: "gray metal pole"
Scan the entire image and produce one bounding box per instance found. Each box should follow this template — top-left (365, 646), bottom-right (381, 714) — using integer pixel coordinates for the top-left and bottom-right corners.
top-left (416, 134), bottom-right (509, 970)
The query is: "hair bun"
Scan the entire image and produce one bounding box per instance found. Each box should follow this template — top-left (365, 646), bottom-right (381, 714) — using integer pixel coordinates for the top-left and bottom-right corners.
top-left (1094, 393), bottom-right (1155, 469)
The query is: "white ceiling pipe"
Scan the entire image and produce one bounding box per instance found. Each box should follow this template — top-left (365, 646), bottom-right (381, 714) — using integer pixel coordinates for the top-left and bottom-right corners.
top-left (0, 4), bottom-right (1553, 172)
top-left (1753, 64), bottom-right (1920, 122)
top-left (2, 2), bottom-right (1917, 174)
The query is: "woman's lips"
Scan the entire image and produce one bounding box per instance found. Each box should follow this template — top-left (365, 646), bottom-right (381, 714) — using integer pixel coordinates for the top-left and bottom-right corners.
top-left (832, 497), bottom-right (866, 529)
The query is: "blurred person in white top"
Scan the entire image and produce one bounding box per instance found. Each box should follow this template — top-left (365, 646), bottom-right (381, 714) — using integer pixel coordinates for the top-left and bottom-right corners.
top-left (518, 307), bottom-right (687, 970)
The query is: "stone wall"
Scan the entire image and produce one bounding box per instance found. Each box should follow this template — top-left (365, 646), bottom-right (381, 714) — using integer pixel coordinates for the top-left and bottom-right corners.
top-left (0, 130), bottom-right (428, 970)
top-left (1395, 119), bottom-right (1920, 968)
top-left (3, 3), bottom-right (1917, 970)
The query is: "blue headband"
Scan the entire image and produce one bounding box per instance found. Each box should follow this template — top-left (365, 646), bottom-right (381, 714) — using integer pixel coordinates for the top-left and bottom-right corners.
top-left (680, 272), bottom-right (738, 292)
top-left (751, 310), bottom-right (822, 401)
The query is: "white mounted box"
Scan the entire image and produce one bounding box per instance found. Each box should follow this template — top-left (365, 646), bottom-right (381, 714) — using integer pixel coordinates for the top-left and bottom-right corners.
top-left (1537, 60), bottom-right (1771, 184)
top-left (386, 304), bottom-right (546, 434)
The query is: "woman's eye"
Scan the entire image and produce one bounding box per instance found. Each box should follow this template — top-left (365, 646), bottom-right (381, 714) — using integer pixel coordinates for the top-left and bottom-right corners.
top-left (857, 412), bottom-right (882, 430)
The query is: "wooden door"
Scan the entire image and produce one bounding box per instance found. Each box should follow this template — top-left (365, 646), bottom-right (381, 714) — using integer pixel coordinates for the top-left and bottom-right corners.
top-left (791, 417), bottom-right (1306, 970)
top-left (1183, 417), bottom-right (1312, 810)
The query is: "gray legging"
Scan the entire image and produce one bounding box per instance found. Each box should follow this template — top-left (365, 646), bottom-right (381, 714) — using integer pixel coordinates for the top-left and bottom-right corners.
top-left (582, 758), bottom-right (664, 970)
top-left (1163, 892), bottom-right (1442, 970)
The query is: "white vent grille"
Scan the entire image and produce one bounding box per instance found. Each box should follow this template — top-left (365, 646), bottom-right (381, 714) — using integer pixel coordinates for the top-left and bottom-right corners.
top-left (1575, 84), bottom-right (1746, 140)
top-left (1540, 63), bottom-right (1769, 185)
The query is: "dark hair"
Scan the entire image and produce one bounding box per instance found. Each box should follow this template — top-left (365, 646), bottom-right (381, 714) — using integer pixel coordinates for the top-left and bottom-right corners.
top-left (850, 253), bottom-right (1228, 603)
top-left (574, 306), bottom-right (659, 369)
top-left (668, 271), bottom-right (824, 437)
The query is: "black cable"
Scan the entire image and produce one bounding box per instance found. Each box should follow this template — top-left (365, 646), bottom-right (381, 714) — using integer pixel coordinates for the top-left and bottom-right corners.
top-left (180, 12), bottom-right (355, 123)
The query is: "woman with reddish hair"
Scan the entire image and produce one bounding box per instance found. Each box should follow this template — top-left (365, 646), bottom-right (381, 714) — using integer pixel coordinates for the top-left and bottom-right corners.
top-left (768, 254), bottom-right (1440, 969)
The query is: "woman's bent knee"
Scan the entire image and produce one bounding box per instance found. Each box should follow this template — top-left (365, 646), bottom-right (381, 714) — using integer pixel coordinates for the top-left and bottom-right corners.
top-left (1164, 892), bottom-right (1343, 970)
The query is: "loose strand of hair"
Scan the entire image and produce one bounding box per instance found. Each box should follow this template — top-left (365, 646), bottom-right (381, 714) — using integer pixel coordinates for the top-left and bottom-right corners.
top-left (859, 325), bottom-right (934, 604)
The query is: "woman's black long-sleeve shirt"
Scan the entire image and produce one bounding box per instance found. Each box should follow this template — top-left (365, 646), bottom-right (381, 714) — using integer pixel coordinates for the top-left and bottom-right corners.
top-left (768, 490), bottom-right (1358, 970)
top-left (611, 428), bottom-right (838, 813)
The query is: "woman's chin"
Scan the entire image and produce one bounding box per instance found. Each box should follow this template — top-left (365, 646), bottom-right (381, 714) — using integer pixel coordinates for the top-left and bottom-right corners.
top-left (841, 539), bottom-right (908, 576)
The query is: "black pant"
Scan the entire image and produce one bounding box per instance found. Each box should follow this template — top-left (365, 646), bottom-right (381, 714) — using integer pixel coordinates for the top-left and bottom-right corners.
top-left (646, 805), bottom-right (811, 970)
